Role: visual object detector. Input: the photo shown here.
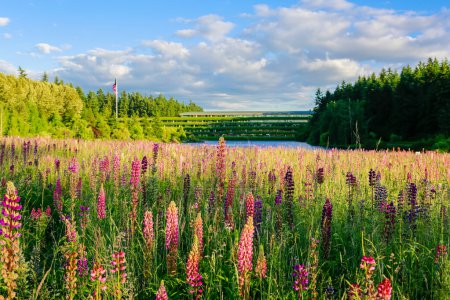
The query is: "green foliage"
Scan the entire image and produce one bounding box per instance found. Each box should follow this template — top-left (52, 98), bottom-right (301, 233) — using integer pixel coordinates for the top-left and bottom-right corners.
top-left (308, 58), bottom-right (450, 151)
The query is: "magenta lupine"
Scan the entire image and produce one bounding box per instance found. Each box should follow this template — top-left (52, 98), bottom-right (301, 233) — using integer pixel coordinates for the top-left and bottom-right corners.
top-left (99, 156), bottom-right (110, 183)
top-left (97, 184), bottom-right (106, 220)
top-left (224, 164), bottom-right (236, 228)
top-left (79, 205), bottom-right (90, 231)
top-left (53, 178), bottom-right (63, 215)
top-left (238, 218), bottom-right (254, 299)
top-left (292, 264), bottom-right (309, 298)
top-left (435, 244), bottom-right (448, 264)
top-left (156, 280), bottom-right (168, 300)
top-left (130, 158), bottom-right (141, 235)
top-left (166, 201), bottom-right (179, 275)
top-left (216, 137), bottom-right (226, 202)
top-left (360, 256), bottom-right (376, 298)
top-left (321, 198), bottom-right (333, 259)
top-left (315, 167), bottom-right (324, 185)
top-left (186, 236), bottom-right (203, 298)
top-left (0, 182), bottom-right (22, 299)
top-left (376, 278), bottom-right (392, 300)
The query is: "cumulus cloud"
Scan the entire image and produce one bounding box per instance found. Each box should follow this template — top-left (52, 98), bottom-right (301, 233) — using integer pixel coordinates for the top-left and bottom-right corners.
top-left (35, 43), bottom-right (62, 54)
top-left (51, 1), bottom-right (450, 110)
top-left (176, 14), bottom-right (235, 41)
top-left (0, 17), bottom-right (10, 26)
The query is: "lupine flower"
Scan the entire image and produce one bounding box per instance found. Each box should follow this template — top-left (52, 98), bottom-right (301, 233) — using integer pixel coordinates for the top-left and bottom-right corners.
top-left (90, 262), bottom-right (107, 296)
top-left (166, 201), bottom-right (179, 275)
top-left (111, 251), bottom-right (127, 283)
top-left (321, 198), bottom-right (333, 259)
top-left (315, 167), bottom-right (324, 184)
top-left (268, 169), bottom-right (276, 194)
top-left (79, 205), bottom-right (90, 230)
top-left (63, 217), bottom-right (77, 243)
top-left (224, 166), bottom-right (236, 227)
top-left (143, 210), bottom-right (154, 249)
top-left (130, 158), bottom-right (141, 235)
top-left (293, 264), bottom-right (309, 298)
top-left (284, 166), bottom-right (294, 228)
top-left (238, 218), bottom-right (254, 298)
top-left (245, 192), bottom-right (255, 220)
top-left (369, 169), bottom-right (377, 187)
top-left (194, 212), bottom-right (203, 254)
top-left (435, 244), bottom-right (448, 264)
top-left (186, 236), bottom-right (203, 298)
top-left (375, 185), bottom-right (388, 211)
top-left (216, 137), bottom-right (226, 202)
top-left (309, 237), bottom-right (320, 300)
top-left (130, 158), bottom-right (141, 188)
top-left (96, 184), bottom-right (106, 220)
top-left (112, 154), bottom-right (120, 191)
top-left (183, 174), bottom-right (190, 216)
top-left (255, 244), bottom-right (267, 279)
top-left (53, 178), bottom-right (63, 215)
top-left (0, 182), bottom-right (23, 299)
top-left (376, 278), bottom-right (392, 300)
top-left (384, 202), bottom-right (396, 243)
top-left (360, 256), bottom-right (376, 298)
top-left (77, 248), bottom-right (89, 277)
top-left (156, 280), bottom-right (168, 300)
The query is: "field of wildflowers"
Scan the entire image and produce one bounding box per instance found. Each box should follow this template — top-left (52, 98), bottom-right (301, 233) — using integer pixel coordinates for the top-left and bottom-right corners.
top-left (0, 137), bottom-right (449, 299)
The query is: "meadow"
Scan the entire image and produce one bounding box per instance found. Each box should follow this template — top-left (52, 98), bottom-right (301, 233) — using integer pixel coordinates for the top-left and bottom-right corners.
top-left (0, 137), bottom-right (449, 299)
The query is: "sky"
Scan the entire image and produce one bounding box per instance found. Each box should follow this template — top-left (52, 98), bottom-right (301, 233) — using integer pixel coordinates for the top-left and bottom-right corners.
top-left (1, 0), bottom-right (450, 111)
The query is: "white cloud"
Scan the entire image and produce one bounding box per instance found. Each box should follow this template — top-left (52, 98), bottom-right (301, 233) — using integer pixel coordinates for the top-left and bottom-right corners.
top-left (2, 33), bottom-right (12, 39)
top-left (0, 17), bottom-right (10, 26)
top-left (50, 2), bottom-right (450, 110)
top-left (35, 43), bottom-right (62, 54)
top-left (176, 14), bottom-right (234, 41)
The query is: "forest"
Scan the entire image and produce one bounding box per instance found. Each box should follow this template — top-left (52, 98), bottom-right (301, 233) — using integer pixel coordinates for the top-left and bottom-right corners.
top-left (0, 71), bottom-right (202, 141)
top-left (307, 58), bottom-right (450, 151)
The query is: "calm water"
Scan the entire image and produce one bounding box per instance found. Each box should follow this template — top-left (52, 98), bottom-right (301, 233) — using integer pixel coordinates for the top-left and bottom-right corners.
top-left (186, 140), bottom-right (318, 149)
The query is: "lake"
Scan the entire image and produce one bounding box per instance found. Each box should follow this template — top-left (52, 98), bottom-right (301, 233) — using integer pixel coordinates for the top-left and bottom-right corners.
top-left (185, 140), bottom-right (318, 149)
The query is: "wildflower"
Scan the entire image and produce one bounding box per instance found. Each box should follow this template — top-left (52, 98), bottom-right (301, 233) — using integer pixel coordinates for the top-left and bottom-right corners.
top-left (435, 244), bottom-right (448, 264)
top-left (97, 184), bottom-right (106, 220)
top-left (111, 251), bottom-right (127, 299)
top-left (183, 174), bottom-right (190, 217)
top-left (156, 280), bottom-right (168, 300)
top-left (194, 212), bottom-right (203, 254)
top-left (186, 236), bottom-right (203, 298)
top-left (166, 201), bottom-right (179, 275)
top-left (143, 210), bottom-right (154, 249)
top-left (376, 278), bottom-right (392, 300)
top-left (360, 256), bottom-right (376, 298)
top-left (315, 167), bottom-right (324, 184)
top-left (292, 264), bottom-right (309, 298)
top-left (238, 218), bottom-right (254, 299)
top-left (90, 262), bottom-right (107, 297)
top-left (216, 137), bottom-right (226, 202)
top-left (254, 196), bottom-right (263, 232)
top-left (245, 192), bottom-right (255, 220)
top-left (384, 202), bottom-right (396, 243)
top-left (284, 166), bottom-right (294, 228)
top-left (53, 178), bottom-right (63, 215)
top-left (321, 198), bottom-right (333, 259)
top-left (0, 182), bottom-right (23, 299)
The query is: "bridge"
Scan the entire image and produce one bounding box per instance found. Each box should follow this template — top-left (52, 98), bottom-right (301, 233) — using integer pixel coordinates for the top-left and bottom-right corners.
top-left (160, 111), bottom-right (312, 140)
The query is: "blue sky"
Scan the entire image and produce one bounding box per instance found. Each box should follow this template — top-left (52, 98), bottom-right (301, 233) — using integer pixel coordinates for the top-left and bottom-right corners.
top-left (1, 0), bottom-right (450, 110)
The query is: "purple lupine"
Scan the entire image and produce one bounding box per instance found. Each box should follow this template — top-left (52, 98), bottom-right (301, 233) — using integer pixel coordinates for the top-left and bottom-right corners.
top-left (152, 143), bottom-right (159, 174)
top-left (369, 168), bottom-right (377, 208)
top-left (79, 205), bottom-right (90, 230)
top-left (53, 178), bottom-right (63, 216)
top-left (375, 185), bottom-right (388, 212)
top-left (77, 253), bottom-right (89, 277)
top-left (321, 198), bottom-right (333, 259)
top-left (284, 167), bottom-right (294, 228)
top-left (141, 156), bottom-right (148, 175)
top-left (268, 169), bottom-right (276, 194)
top-left (406, 183), bottom-right (417, 231)
top-left (292, 264), bottom-right (309, 298)
top-left (384, 201), bottom-right (396, 242)
top-left (316, 167), bottom-right (324, 185)
top-left (275, 189), bottom-right (283, 235)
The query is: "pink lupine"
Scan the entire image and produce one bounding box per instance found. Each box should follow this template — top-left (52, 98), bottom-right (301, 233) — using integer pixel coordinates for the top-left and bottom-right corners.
top-left (111, 251), bottom-right (127, 298)
top-left (91, 262), bottom-right (107, 299)
top-left (245, 192), bottom-right (255, 221)
top-left (238, 218), bottom-right (254, 299)
top-left (97, 184), bottom-right (106, 220)
top-left (143, 210), bottom-right (154, 249)
top-left (156, 280), bottom-right (168, 300)
top-left (166, 201), bottom-right (179, 275)
top-left (130, 158), bottom-right (141, 235)
top-left (255, 245), bottom-right (267, 279)
top-left (186, 236), bottom-right (203, 298)
top-left (376, 278), bottom-right (392, 300)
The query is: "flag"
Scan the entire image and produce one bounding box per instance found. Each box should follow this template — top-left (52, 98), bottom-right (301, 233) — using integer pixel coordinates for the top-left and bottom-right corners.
top-left (112, 79), bottom-right (117, 93)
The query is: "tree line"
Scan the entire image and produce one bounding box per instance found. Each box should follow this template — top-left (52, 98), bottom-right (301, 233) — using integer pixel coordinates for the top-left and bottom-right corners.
top-left (0, 71), bottom-right (203, 141)
top-left (307, 58), bottom-right (450, 151)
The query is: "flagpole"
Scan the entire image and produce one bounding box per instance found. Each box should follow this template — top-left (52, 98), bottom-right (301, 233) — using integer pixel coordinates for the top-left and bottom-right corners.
top-left (115, 78), bottom-right (118, 118)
